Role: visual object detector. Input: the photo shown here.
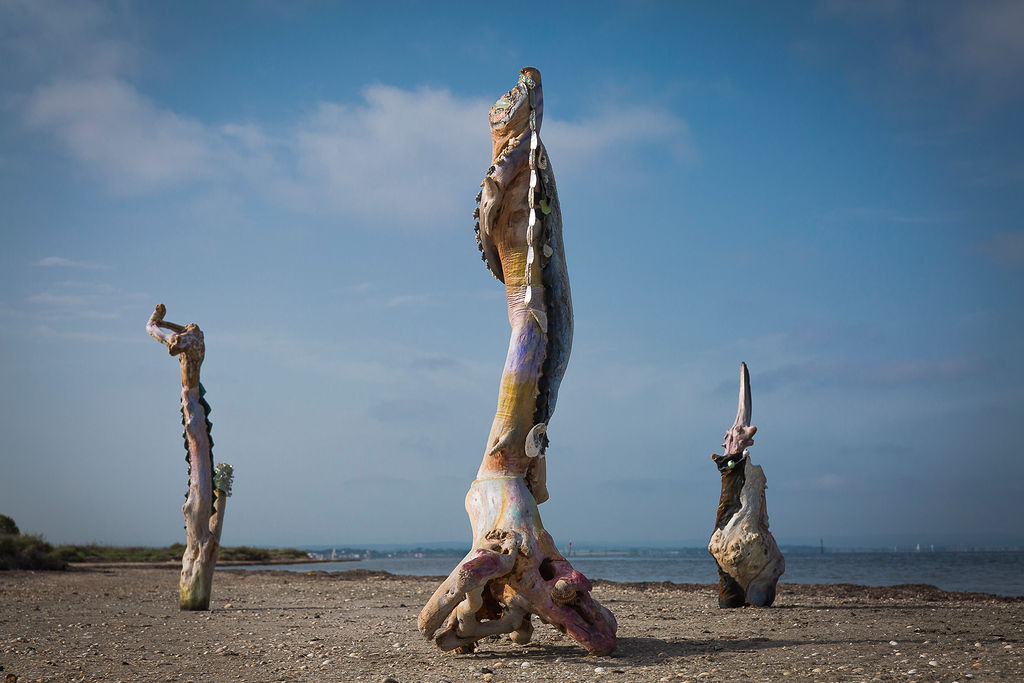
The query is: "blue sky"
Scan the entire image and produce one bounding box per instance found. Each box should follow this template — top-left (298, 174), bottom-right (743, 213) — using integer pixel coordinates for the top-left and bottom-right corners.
top-left (1, 1), bottom-right (1022, 549)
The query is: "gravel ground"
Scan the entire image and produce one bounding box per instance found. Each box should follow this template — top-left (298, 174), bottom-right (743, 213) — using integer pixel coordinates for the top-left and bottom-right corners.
top-left (1, 566), bottom-right (1022, 682)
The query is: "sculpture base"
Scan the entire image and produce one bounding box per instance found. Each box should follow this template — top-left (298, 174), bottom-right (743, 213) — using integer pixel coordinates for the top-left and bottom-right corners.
top-left (418, 476), bottom-right (616, 655)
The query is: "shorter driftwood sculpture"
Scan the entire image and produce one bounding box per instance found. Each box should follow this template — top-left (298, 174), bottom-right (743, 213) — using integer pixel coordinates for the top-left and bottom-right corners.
top-left (417, 67), bottom-right (616, 656)
top-left (707, 362), bottom-right (784, 607)
top-left (147, 304), bottom-right (233, 610)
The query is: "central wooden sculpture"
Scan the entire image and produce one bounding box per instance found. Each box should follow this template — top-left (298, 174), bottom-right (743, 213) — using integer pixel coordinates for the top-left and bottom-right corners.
top-left (418, 67), bottom-right (617, 655)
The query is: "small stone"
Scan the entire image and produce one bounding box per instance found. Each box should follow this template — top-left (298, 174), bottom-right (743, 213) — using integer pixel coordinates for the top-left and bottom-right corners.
top-left (890, 641), bottom-right (899, 646)
top-left (594, 667), bottom-right (607, 674)
top-left (928, 660), bottom-right (939, 666)
top-left (907, 670), bottom-right (918, 675)
top-left (482, 675), bottom-right (492, 683)
top-left (321, 659), bottom-right (331, 666)
top-left (381, 678), bottom-right (400, 683)
top-left (223, 603), bottom-right (232, 609)
top-left (521, 661), bottom-right (531, 668)
top-left (481, 668), bottom-right (493, 674)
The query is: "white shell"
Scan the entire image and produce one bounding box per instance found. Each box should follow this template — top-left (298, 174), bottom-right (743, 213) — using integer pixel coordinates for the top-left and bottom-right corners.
top-left (528, 208), bottom-right (536, 227)
top-left (530, 132), bottom-right (538, 150)
top-left (527, 245), bottom-right (534, 265)
top-left (530, 170), bottom-right (537, 188)
top-left (529, 308), bottom-right (548, 333)
top-left (525, 423), bottom-right (547, 458)
top-left (524, 286), bottom-right (532, 304)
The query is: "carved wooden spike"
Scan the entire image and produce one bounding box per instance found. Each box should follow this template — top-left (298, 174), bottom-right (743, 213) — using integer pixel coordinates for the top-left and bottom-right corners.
top-left (418, 67), bottom-right (616, 655)
top-left (147, 304), bottom-right (232, 610)
top-left (735, 361), bottom-right (752, 431)
top-left (708, 362), bottom-right (784, 608)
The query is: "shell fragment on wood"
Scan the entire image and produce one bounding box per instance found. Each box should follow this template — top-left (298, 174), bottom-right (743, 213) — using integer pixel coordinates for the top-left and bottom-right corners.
top-left (551, 578), bottom-right (576, 604)
top-left (525, 423), bottom-right (548, 459)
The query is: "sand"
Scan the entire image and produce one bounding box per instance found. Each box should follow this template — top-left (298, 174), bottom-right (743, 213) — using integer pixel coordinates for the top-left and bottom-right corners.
top-left (1, 566), bottom-right (1022, 682)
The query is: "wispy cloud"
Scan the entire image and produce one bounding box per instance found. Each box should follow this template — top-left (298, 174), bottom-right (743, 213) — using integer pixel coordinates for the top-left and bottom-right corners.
top-left (285, 86), bottom-right (490, 227)
top-left (21, 74), bottom-right (691, 229)
top-left (386, 293), bottom-right (433, 308)
top-left (9, 3), bottom-right (692, 230)
top-left (816, 0), bottom-right (1024, 102)
top-left (546, 105), bottom-right (694, 170)
top-left (24, 281), bottom-right (148, 322)
top-left (777, 473), bottom-right (844, 493)
top-left (34, 256), bottom-right (109, 269)
top-left (25, 78), bottom-right (217, 193)
top-left (0, 0), bottom-right (139, 87)
top-left (823, 206), bottom-right (956, 226)
top-left (973, 230), bottom-right (1024, 268)
top-left (749, 355), bottom-right (986, 396)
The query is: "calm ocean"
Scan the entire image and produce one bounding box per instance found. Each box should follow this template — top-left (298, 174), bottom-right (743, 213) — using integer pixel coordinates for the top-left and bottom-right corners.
top-left (232, 549), bottom-right (1024, 597)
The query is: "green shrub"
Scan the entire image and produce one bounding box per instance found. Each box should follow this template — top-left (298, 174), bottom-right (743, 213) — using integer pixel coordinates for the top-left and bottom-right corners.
top-left (46, 543), bottom-right (306, 564)
top-left (0, 514), bottom-right (19, 535)
top-left (0, 533), bottom-right (67, 570)
top-left (53, 543), bottom-right (186, 563)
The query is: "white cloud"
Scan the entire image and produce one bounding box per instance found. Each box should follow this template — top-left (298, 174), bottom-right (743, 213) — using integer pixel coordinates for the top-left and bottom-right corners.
top-left (23, 76), bottom-right (693, 230)
top-left (34, 256), bottom-right (108, 269)
top-left (0, 0), bottom-right (138, 86)
top-left (24, 281), bottom-right (149, 322)
top-left (286, 85), bottom-right (491, 227)
top-left (9, 2), bottom-right (692, 229)
top-left (545, 106), bottom-right (694, 169)
top-left (25, 78), bottom-right (215, 193)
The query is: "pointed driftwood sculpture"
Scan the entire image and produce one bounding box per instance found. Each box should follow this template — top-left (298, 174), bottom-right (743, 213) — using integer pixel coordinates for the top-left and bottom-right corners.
top-left (147, 304), bottom-right (233, 610)
top-left (708, 362), bottom-right (785, 607)
top-left (418, 67), bottom-right (617, 655)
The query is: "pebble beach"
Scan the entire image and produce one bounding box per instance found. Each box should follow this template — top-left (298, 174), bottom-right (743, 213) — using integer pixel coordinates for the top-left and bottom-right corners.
top-left (2, 566), bottom-right (1022, 682)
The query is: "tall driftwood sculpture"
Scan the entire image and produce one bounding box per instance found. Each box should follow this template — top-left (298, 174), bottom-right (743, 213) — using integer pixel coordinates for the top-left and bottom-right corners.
top-left (708, 362), bottom-right (785, 607)
top-left (147, 304), bottom-right (233, 610)
top-left (418, 67), bottom-right (617, 655)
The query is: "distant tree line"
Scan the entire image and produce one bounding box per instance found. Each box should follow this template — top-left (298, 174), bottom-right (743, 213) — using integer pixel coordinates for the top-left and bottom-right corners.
top-left (0, 515), bottom-right (306, 570)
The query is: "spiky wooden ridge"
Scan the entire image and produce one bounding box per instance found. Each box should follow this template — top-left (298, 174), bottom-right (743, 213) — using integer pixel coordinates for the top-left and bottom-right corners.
top-left (418, 68), bottom-right (616, 655)
top-left (707, 362), bottom-right (785, 607)
top-left (147, 304), bottom-right (232, 610)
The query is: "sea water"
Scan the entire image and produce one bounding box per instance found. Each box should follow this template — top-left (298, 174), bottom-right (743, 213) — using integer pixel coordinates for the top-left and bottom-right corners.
top-left (232, 549), bottom-right (1024, 597)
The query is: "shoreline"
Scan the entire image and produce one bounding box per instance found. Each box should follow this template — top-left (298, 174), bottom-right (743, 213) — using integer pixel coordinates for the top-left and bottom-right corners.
top-left (68, 562), bottom-right (1024, 601)
top-left (2, 566), bottom-right (1022, 681)
top-left (64, 557), bottom-right (358, 570)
